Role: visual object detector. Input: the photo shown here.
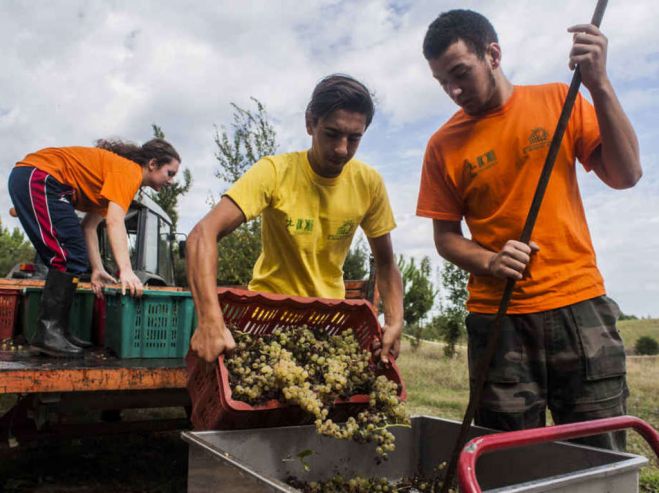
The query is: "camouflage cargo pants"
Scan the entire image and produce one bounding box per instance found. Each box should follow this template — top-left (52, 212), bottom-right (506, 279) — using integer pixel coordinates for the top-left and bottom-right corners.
top-left (466, 295), bottom-right (628, 451)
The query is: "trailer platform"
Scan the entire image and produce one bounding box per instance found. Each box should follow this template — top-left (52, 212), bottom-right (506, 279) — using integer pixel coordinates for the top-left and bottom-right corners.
top-left (0, 348), bottom-right (190, 448)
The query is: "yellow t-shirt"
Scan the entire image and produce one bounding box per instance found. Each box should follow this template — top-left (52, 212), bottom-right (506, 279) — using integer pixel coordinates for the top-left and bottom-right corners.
top-left (226, 151), bottom-right (396, 299)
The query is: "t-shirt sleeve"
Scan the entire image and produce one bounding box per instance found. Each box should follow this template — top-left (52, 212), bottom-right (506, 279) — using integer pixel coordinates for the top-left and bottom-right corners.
top-left (99, 158), bottom-right (143, 214)
top-left (572, 90), bottom-right (601, 171)
top-left (416, 138), bottom-right (463, 221)
top-left (224, 158), bottom-right (276, 221)
top-left (360, 171), bottom-right (396, 238)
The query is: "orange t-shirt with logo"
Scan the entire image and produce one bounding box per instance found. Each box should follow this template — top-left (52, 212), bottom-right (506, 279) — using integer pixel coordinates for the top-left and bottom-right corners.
top-left (417, 83), bottom-right (605, 314)
top-left (16, 147), bottom-right (144, 216)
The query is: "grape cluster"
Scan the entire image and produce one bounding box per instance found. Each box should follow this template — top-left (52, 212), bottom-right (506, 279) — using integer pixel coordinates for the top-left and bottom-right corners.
top-left (224, 325), bottom-right (409, 458)
top-left (288, 474), bottom-right (394, 493)
top-left (287, 464), bottom-right (456, 493)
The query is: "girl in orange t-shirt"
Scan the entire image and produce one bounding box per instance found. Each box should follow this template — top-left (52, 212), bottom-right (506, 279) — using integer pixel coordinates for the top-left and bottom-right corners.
top-left (7, 138), bottom-right (181, 357)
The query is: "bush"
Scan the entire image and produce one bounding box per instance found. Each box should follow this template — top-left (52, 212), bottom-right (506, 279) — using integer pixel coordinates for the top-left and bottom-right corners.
top-left (407, 324), bottom-right (424, 352)
top-left (635, 336), bottom-right (659, 356)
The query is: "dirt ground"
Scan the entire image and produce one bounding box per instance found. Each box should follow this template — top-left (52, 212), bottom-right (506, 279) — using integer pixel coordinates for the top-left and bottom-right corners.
top-left (0, 430), bottom-right (188, 492)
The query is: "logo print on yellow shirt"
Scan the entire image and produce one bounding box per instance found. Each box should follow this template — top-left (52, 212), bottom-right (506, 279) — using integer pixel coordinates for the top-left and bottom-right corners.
top-left (287, 217), bottom-right (314, 234)
top-left (464, 150), bottom-right (497, 178)
top-left (328, 220), bottom-right (356, 240)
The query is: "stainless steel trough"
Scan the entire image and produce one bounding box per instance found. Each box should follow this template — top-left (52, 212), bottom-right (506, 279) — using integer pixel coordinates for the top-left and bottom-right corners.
top-left (182, 416), bottom-right (648, 492)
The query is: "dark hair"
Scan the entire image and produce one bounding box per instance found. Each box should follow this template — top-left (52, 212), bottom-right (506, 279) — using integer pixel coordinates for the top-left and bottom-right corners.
top-left (423, 9), bottom-right (498, 60)
top-left (306, 74), bottom-right (375, 128)
top-left (95, 138), bottom-right (181, 168)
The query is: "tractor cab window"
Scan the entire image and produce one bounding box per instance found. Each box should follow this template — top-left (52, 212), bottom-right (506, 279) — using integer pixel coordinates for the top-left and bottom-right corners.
top-left (143, 210), bottom-right (175, 285)
top-left (97, 205), bottom-right (175, 286)
top-left (98, 210), bottom-right (139, 276)
top-left (158, 220), bottom-right (173, 281)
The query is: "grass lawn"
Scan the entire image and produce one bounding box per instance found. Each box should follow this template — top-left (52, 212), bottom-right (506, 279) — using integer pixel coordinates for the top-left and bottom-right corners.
top-left (397, 318), bottom-right (659, 492)
top-left (620, 318), bottom-right (659, 352)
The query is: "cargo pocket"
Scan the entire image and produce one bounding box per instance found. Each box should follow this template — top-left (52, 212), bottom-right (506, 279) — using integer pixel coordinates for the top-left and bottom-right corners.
top-left (570, 296), bottom-right (626, 381)
top-left (466, 313), bottom-right (522, 384)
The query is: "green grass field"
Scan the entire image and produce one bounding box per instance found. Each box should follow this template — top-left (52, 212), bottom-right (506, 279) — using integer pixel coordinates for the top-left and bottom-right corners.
top-left (397, 319), bottom-right (659, 492)
top-left (620, 318), bottom-right (659, 352)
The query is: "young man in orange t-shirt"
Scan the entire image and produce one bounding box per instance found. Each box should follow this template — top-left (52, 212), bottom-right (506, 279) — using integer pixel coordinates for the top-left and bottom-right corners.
top-left (8, 138), bottom-right (181, 357)
top-left (416, 10), bottom-right (641, 449)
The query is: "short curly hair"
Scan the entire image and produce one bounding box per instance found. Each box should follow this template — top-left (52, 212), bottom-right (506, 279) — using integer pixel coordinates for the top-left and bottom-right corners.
top-left (423, 9), bottom-right (498, 60)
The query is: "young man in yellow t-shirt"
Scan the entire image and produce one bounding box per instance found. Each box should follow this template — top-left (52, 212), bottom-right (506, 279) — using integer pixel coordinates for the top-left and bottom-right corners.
top-left (416, 10), bottom-right (641, 450)
top-left (187, 74), bottom-right (404, 365)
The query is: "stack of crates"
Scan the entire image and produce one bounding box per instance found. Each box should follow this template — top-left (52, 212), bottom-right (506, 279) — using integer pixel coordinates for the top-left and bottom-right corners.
top-left (103, 289), bottom-right (195, 358)
top-left (186, 288), bottom-right (406, 431)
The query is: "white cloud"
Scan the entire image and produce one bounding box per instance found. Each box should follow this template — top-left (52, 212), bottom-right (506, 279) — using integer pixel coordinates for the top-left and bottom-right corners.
top-left (1, 0), bottom-right (657, 316)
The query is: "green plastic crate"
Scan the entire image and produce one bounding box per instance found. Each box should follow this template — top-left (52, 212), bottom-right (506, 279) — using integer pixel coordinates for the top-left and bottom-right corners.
top-left (21, 287), bottom-right (95, 343)
top-left (104, 289), bottom-right (195, 358)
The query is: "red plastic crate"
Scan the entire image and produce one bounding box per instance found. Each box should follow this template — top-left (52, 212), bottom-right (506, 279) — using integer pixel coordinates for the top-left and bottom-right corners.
top-left (186, 288), bottom-right (406, 430)
top-left (0, 289), bottom-right (21, 339)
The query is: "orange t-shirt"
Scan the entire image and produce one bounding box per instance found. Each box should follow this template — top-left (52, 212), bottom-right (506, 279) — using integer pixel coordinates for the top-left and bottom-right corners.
top-left (16, 147), bottom-right (143, 216)
top-left (417, 83), bottom-right (605, 314)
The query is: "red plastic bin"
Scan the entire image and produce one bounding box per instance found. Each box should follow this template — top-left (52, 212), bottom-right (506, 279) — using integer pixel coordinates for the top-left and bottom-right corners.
top-left (0, 288), bottom-right (21, 339)
top-left (186, 288), bottom-right (406, 430)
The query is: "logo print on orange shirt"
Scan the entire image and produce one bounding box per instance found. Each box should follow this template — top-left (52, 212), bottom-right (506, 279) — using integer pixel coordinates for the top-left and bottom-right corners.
top-left (523, 127), bottom-right (550, 154)
top-left (515, 127), bottom-right (551, 168)
top-left (464, 150), bottom-right (497, 178)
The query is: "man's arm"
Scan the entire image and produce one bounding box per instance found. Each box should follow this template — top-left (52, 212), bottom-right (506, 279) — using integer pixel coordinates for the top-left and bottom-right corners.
top-left (106, 202), bottom-right (143, 297)
top-left (367, 233), bottom-right (404, 364)
top-left (81, 211), bottom-right (117, 298)
top-left (187, 196), bottom-right (246, 363)
top-left (433, 220), bottom-right (538, 280)
top-left (569, 24), bottom-right (642, 189)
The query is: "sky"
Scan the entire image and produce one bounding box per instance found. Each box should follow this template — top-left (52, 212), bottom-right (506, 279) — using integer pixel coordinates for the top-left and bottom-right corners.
top-left (1, 0), bottom-right (657, 317)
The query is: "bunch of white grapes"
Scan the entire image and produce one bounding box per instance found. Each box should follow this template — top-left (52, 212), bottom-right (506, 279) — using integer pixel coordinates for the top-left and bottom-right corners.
top-left (224, 325), bottom-right (409, 459)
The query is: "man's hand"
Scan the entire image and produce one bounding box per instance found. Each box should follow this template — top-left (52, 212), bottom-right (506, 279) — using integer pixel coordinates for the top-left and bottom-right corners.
top-left (119, 269), bottom-right (144, 297)
top-left (488, 240), bottom-right (540, 280)
top-left (372, 320), bottom-right (403, 365)
top-left (380, 321), bottom-right (402, 364)
top-left (568, 24), bottom-right (609, 92)
top-left (90, 268), bottom-right (117, 299)
top-left (190, 318), bottom-right (236, 363)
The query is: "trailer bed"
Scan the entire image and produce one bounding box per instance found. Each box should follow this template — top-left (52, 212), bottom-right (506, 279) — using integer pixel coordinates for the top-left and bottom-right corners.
top-left (0, 349), bottom-right (187, 394)
top-left (0, 348), bottom-right (190, 446)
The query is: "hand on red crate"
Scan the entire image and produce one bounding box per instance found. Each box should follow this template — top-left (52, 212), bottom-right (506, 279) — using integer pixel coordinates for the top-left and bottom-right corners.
top-left (371, 323), bottom-right (402, 365)
top-left (190, 318), bottom-right (236, 363)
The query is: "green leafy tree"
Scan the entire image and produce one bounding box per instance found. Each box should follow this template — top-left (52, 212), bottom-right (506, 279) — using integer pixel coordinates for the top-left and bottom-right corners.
top-left (343, 237), bottom-right (369, 280)
top-left (398, 255), bottom-right (436, 350)
top-left (431, 261), bottom-right (469, 358)
top-left (149, 124), bottom-right (192, 286)
top-left (214, 98), bottom-right (277, 284)
top-left (0, 216), bottom-right (35, 276)
top-left (148, 124), bottom-right (192, 232)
